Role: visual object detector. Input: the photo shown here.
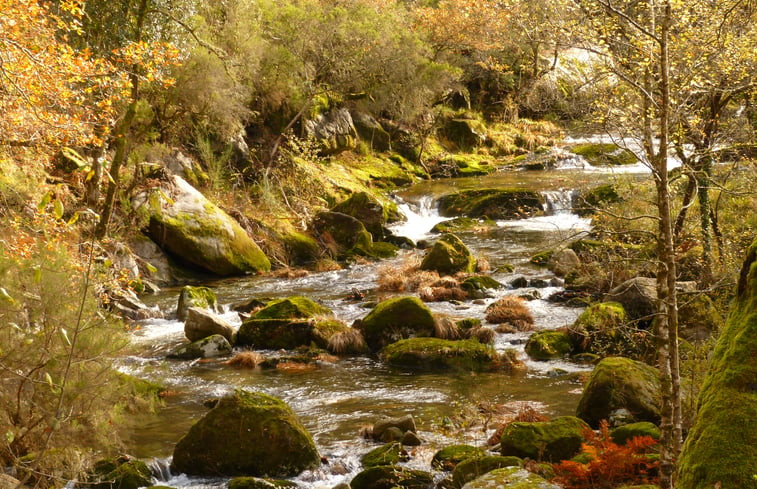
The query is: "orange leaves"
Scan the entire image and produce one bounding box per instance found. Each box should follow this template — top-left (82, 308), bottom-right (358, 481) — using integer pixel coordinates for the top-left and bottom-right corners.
top-left (0, 0), bottom-right (180, 151)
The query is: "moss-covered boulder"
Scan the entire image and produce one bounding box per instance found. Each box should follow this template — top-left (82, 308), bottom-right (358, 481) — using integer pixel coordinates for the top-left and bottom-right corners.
top-left (610, 422), bottom-right (660, 446)
top-left (251, 297), bottom-right (332, 320)
top-left (677, 238), bottom-right (757, 489)
top-left (177, 285), bottom-right (219, 321)
top-left (432, 445), bottom-right (486, 472)
top-left (353, 111), bottom-right (391, 152)
top-left (419, 234), bottom-right (476, 275)
top-left (524, 330), bottom-right (573, 360)
top-left (281, 232), bottom-right (320, 266)
top-left (575, 184), bottom-right (621, 217)
top-left (568, 302), bottom-right (653, 360)
top-left (382, 338), bottom-right (503, 372)
top-left (171, 390), bottom-right (319, 476)
top-left (451, 456), bottom-right (522, 488)
top-left (437, 189), bottom-right (544, 220)
top-left (311, 211), bottom-right (397, 260)
top-left (440, 118), bottom-right (488, 150)
top-left (168, 334), bottom-right (232, 360)
top-left (568, 143), bottom-right (638, 166)
top-left (460, 467), bottom-right (559, 489)
top-left (228, 477), bottom-right (299, 489)
top-left (357, 296), bottom-right (436, 351)
top-left (134, 175), bottom-right (270, 276)
top-left (332, 192), bottom-right (387, 240)
top-left (602, 277), bottom-right (657, 325)
top-left (499, 416), bottom-right (588, 462)
top-left (90, 457), bottom-right (152, 489)
top-left (361, 442), bottom-right (404, 468)
top-left (310, 319), bottom-right (350, 349)
top-left (431, 217), bottom-right (496, 234)
top-left (350, 465), bottom-right (433, 489)
top-left (576, 357), bottom-right (661, 428)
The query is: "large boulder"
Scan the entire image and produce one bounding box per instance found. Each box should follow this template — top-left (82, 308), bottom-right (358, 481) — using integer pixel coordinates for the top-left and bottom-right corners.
top-left (332, 192), bottom-right (387, 240)
top-left (420, 234), bottom-right (476, 275)
top-left (677, 293), bottom-right (724, 341)
top-left (129, 234), bottom-right (176, 285)
top-left (171, 390), bottom-right (319, 476)
top-left (677, 238), bottom-right (757, 489)
top-left (432, 445), bottom-right (486, 472)
top-left (185, 308), bottom-right (236, 343)
top-left (381, 338), bottom-right (504, 372)
top-left (304, 107), bottom-right (358, 155)
top-left (437, 189), bottom-right (544, 220)
top-left (440, 117), bottom-right (488, 149)
top-left (576, 357), bottom-right (661, 428)
top-left (250, 296), bottom-right (332, 320)
top-left (547, 249), bottom-right (580, 277)
top-left (461, 467), bottom-right (560, 489)
top-left (134, 175), bottom-right (270, 276)
top-left (499, 416), bottom-right (588, 462)
top-left (356, 296), bottom-right (436, 351)
top-left (524, 330), bottom-right (573, 360)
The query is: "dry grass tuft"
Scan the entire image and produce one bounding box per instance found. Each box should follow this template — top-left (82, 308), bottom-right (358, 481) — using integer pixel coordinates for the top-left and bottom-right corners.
top-left (225, 351), bottom-right (265, 368)
top-left (485, 296), bottom-right (534, 330)
top-left (273, 267), bottom-right (311, 278)
top-left (434, 317), bottom-right (461, 340)
top-left (419, 285), bottom-right (467, 302)
top-left (378, 256), bottom-right (441, 292)
top-left (475, 255), bottom-right (491, 272)
top-left (328, 329), bottom-right (368, 354)
top-left (466, 326), bottom-right (495, 344)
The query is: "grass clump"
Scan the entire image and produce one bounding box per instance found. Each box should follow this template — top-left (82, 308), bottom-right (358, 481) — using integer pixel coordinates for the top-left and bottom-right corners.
top-left (485, 296), bottom-right (534, 330)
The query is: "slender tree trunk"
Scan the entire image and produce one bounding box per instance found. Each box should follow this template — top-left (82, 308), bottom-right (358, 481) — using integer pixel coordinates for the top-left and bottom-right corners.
top-left (673, 171), bottom-right (697, 242)
top-left (696, 154), bottom-right (714, 284)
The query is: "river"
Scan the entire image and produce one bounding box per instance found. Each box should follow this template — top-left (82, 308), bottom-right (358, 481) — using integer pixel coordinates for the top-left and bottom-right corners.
top-left (119, 159), bottom-right (643, 488)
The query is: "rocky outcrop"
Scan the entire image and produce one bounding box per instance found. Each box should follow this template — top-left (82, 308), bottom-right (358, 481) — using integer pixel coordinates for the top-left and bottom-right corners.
top-left (332, 192), bottom-right (387, 240)
top-left (576, 357), bottom-right (661, 428)
top-left (311, 211), bottom-right (397, 260)
top-left (304, 107), bottom-right (358, 155)
top-left (499, 416), bottom-right (588, 462)
top-left (437, 189), bottom-right (544, 220)
top-left (171, 390), bottom-right (319, 476)
top-left (134, 175), bottom-right (270, 276)
top-left (356, 297), bottom-right (436, 351)
top-left (353, 112), bottom-right (391, 152)
top-left (677, 238), bottom-right (757, 489)
top-left (419, 234), bottom-right (476, 275)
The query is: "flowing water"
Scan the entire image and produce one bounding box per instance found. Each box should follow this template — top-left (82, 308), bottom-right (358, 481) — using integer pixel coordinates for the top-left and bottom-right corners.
top-left (121, 162), bottom-right (640, 488)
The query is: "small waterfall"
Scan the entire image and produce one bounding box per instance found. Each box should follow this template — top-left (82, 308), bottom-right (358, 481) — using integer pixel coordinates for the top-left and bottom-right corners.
top-left (541, 189), bottom-right (578, 215)
top-left (148, 458), bottom-right (172, 482)
top-left (389, 195), bottom-right (450, 242)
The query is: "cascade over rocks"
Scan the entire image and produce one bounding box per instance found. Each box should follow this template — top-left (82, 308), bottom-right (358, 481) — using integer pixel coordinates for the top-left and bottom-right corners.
top-left (677, 238), bottom-right (757, 489)
top-left (576, 357), bottom-right (661, 428)
top-left (171, 390), bottom-right (319, 477)
top-left (133, 175), bottom-right (270, 276)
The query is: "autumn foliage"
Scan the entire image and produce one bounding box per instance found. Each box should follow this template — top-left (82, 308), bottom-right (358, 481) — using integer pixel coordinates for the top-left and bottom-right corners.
top-left (552, 420), bottom-right (659, 489)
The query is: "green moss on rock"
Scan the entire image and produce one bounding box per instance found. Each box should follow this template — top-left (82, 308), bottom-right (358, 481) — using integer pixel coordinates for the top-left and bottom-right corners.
top-left (677, 238), bottom-right (757, 489)
top-left (529, 250), bottom-right (553, 267)
top-left (171, 390), bottom-right (319, 476)
top-left (432, 445), bottom-right (486, 471)
top-left (357, 296), bottom-right (436, 351)
top-left (252, 297), bottom-right (332, 320)
top-left (524, 330), bottom-right (573, 360)
top-left (569, 143), bottom-right (638, 166)
top-left (281, 232), bottom-right (320, 266)
top-left (610, 422), bottom-right (660, 446)
top-left (437, 189), bottom-right (544, 220)
top-left (350, 465), bottom-right (433, 489)
top-left (575, 184), bottom-right (621, 217)
top-left (431, 217), bottom-right (496, 234)
top-left (332, 192), bottom-right (387, 239)
top-left (451, 456), bottom-right (522, 488)
top-left (177, 285), bottom-right (218, 321)
top-left (459, 467), bottom-right (557, 489)
top-left (361, 442), bottom-right (404, 468)
top-left (568, 302), bottom-right (653, 360)
top-left (381, 338), bottom-right (502, 372)
top-left (91, 458), bottom-right (152, 489)
top-left (419, 234), bottom-right (476, 275)
top-left (228, 477), bottom-right (299, 489)
top-left (499, 416), bottom-right (588, 462)
top-left (576, 357), bottom-right (661, 428)
top-left (236, 318), bottom-right (314, 349)
top-left (460, 276), bottom-right (504, 294)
